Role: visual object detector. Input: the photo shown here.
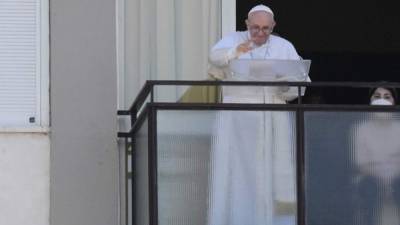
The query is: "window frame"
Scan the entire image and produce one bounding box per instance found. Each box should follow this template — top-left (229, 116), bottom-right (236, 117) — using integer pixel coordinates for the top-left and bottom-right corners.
top-left (0, 0), bottom-right (49, 132)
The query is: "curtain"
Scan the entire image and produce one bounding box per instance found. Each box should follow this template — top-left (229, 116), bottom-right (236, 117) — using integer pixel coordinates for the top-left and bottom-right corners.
top-left (122, 0), bottom-right (222, 106)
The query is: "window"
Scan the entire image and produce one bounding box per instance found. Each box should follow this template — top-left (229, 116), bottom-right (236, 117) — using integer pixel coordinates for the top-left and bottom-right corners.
top-left (0, 0), bottom-right (49, 128)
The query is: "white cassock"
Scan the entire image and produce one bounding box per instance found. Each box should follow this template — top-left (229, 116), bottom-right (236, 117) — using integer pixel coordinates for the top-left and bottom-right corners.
top-left (207, 31), bottom-right (309, 225)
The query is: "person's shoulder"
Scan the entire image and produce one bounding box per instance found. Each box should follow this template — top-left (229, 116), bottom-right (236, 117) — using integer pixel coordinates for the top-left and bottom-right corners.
top-left (270, 34), bottom-right (295, 47)
top-left (223, 31), bottom-right (248, 39)
top-left (214, 31), bottom-right (248, 47)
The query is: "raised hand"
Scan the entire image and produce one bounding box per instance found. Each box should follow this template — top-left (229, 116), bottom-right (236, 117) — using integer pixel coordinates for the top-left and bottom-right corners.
top-left (236, 40), bottom-right (254, 54)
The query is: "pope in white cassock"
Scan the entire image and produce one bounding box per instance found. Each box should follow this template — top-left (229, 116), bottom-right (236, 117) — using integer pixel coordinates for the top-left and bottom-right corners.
top-left (207, 5), bottom-right (310, 225)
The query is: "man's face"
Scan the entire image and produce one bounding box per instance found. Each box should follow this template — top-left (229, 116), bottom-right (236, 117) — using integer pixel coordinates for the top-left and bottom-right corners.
top-left (246, 11), bottom-right (275, 46)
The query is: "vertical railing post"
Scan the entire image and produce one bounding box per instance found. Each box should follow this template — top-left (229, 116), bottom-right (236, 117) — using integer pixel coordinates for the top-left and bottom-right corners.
top-left (297, 84), bottom-right (302, 105)
top-left (296, 107), bottom-right (306, 225)
top-left (148, 105), bottom-right (158, 225)
top-left (129, 135), bottom-right (134, 225)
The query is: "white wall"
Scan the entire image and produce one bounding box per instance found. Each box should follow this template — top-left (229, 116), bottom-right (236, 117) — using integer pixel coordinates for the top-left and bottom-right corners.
top-left (0, 133), bottom-right (50, 225)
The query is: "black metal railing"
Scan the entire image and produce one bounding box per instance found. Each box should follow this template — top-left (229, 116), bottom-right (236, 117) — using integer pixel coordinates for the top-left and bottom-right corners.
top-left (118, 80), bottom-right (400, 225)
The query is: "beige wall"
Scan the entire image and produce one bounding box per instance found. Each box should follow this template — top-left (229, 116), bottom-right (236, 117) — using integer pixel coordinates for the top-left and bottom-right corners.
top-left (50, 0), bottom-right (118, 224)
top-left (0, 133), bottom-right (50, 225)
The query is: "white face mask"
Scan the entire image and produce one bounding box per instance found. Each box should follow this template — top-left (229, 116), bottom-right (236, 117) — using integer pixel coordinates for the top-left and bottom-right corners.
top-left (370, 98), bottom-right (393, 106)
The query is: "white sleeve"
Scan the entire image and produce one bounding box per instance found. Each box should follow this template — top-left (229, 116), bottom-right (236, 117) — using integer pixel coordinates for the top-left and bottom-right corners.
top-left (209, 33), bottom-right (241, 67)
top-left (284, 40), bottom-right (301, 60)
top-left (209, 47), bottom-right (239, 67)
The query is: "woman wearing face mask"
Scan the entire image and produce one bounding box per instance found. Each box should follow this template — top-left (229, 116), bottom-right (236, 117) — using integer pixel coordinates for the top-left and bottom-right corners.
top-left (369, 87), bottom-right (397, 106)
top-left (352, 86), bottom-right (400, 225)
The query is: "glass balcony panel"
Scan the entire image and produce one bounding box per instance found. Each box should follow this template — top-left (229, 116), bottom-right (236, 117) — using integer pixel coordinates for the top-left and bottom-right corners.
top-left (305, 111), bottom-right (400, 225)
top-left (157, 110), bottom-right (297, 225)
top-left (133, 118), bottom-right (149, 225)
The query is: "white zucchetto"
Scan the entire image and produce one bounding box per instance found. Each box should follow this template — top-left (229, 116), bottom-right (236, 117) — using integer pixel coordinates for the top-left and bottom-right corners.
top-left (248, 4), bottom-right (274, 17)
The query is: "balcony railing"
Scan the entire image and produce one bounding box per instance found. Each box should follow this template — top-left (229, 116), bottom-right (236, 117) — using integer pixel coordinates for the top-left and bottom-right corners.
top-left (118, 80), bottom-right (400, 225)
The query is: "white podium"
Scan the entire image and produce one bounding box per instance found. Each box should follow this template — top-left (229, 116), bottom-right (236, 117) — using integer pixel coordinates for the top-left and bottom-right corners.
top-left (222, 59), bottom-right (311, 101)
top-left (228, 59), bottom-right (311, 82)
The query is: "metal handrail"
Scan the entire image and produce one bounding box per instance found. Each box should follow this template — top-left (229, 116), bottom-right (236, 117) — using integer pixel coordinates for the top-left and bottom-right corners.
top-left (120, 80), bottom-right (400, 114)
top-left (117, 80), bottom-right (400, 137)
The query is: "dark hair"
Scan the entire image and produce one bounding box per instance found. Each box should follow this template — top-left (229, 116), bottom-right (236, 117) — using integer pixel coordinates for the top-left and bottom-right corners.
top-left (368, 86), bottom-right (398, 104)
